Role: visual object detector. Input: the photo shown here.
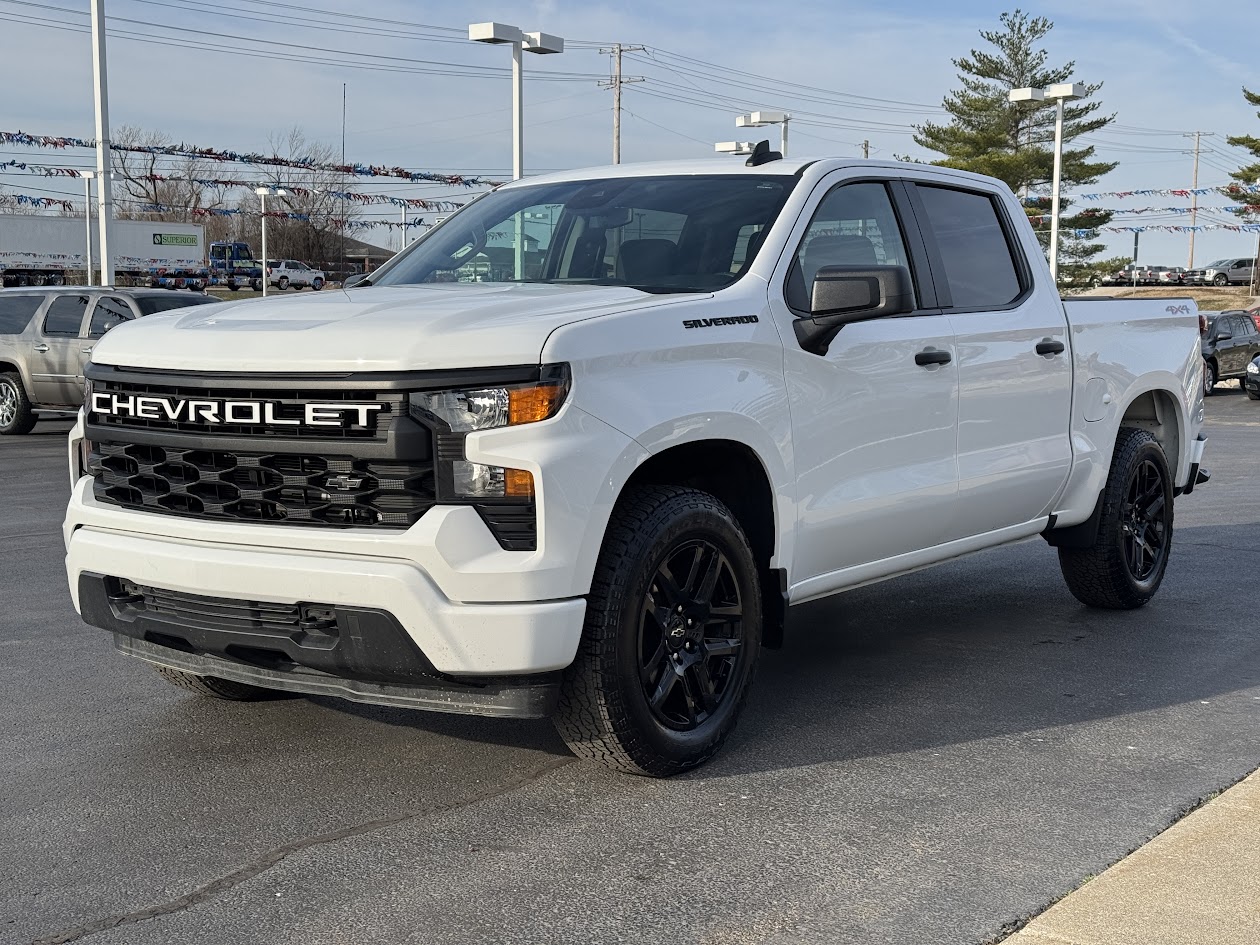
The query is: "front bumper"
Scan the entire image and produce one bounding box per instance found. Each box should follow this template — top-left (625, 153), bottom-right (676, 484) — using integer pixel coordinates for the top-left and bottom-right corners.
top-left (65, 522), bottom-right (585, 676)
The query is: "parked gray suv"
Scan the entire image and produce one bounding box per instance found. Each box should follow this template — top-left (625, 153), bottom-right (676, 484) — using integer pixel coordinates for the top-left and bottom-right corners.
top-left (0, 287), bottom-right (219, 434)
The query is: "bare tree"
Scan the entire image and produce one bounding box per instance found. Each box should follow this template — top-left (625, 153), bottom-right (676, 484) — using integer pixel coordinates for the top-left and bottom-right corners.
top-left (110, 125), bottom-right (228, 223)
top-left (258, 127), bottom-right (359, 266)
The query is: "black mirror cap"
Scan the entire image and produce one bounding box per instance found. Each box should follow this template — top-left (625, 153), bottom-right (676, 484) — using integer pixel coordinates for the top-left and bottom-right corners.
top-left (342, 272), bottom-right (370, 289)
top-left (794, 265), bottom-right (914, 355)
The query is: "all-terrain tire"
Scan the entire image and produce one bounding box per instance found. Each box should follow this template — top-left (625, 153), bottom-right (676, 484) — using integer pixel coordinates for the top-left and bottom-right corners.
top-left (555, 485), bottom-right (762, 777)
top-left (1058, 428), bottom-right (1173, 610)
top-left (154, 665), bottom-right (289, 701)
top-left (0, 373), bottom-right (37, 435)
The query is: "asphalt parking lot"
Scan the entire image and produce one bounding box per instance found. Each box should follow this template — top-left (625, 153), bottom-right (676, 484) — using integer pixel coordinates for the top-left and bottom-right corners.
top-left (4, 390), bottom-right (1259, 945)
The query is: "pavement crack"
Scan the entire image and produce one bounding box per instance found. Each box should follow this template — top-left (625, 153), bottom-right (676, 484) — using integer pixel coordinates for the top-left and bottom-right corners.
top-left (31, 755), bottom-right (574, 945)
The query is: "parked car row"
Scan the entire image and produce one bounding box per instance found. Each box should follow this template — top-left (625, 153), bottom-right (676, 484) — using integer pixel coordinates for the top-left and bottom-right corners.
top-left (1097, 258), bottom-right (1257, 288)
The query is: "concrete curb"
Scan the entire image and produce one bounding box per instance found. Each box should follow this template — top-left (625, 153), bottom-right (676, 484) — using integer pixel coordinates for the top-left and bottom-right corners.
top-left (1002, 770), bottom-right (1260, 945)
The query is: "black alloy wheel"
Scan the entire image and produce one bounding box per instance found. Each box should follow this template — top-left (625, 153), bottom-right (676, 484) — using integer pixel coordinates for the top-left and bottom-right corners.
top-left (639, 539), bottom-right (747, 731)
top-left (556, 485), bottom-right (762, 776)
top-left (1121, 458), bottom-right (1169, 583)
top-left (1057, 427), bottom-right (1174, 609)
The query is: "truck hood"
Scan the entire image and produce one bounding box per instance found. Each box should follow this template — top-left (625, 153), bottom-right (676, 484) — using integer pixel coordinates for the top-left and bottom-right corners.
top-left (91, 283), bottom-right (695, 373)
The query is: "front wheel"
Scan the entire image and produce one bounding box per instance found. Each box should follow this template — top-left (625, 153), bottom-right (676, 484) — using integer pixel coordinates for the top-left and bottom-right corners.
top-left (1058, 428), bottom-right (1173, 609)
top-left (1213, 273), bottom-right (1228, 286)
top-left (555, 485), bottom-right (762, 777)
top-left (311, 277), bottom-right (324, 291)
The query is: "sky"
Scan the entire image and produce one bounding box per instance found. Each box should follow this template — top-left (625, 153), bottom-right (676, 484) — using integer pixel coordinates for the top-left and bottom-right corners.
top-left (0, 0), bottom-right (1257, 265)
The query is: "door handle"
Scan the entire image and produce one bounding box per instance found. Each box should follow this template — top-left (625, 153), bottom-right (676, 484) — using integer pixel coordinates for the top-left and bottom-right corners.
top-left (914, 349), bottom-right (952, 367)
top-left (1036, 339), bottom-right (1066, 356)
top-left (33, 343), bottom-right (49, 353)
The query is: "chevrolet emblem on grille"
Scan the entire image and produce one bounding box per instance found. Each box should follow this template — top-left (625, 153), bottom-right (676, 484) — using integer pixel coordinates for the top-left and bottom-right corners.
top-left (89, 393), bottom-right (385, 428)
top-left (326, 474), bottom-right (366, 492)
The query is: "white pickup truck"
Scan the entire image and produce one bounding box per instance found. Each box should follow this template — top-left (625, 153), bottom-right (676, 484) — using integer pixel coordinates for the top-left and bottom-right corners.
top-left (64, 155), bottom-right (1209, 776)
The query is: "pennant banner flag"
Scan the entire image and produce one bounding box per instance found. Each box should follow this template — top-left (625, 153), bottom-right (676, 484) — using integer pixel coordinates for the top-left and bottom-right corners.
top-left (0, 130), bottom-right (503, 187)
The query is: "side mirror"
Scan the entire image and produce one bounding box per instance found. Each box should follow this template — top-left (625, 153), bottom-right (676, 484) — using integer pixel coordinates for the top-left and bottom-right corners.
top-left (1216, 331), bottom-right (1233, 341)
top-left (794, 265), bottom-right (914, 355)
top-left (342, 272), bottom-right (370, 289)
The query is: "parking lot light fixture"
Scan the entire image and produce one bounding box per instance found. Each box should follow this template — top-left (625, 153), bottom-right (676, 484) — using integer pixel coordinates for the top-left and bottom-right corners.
top-left (254, 187), bottom-right (287, 297)
top-left (715, 141), bottom-right (756, 156)
top-left (469, 22), bottom-right (563, 279)
top-left (736, 111), bottom-right (790, 156)
top-left (1010, 83), bottom-right (1085, 284)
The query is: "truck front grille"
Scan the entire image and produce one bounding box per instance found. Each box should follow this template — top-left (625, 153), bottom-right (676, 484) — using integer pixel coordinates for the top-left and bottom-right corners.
top-left (88, 441), bottom-right (435, 528)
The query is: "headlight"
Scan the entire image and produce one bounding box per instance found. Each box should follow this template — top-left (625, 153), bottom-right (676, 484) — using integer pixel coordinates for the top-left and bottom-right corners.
top-left (408, 365), bottom-right (569, 500)
top-left (1248, 361), bottom-right (1259, 374)
top-left (410, 371), bottom-right (569, 433)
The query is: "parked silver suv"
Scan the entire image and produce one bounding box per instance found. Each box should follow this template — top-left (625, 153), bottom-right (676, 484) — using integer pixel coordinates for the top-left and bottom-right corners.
top-left (0, 287), bottom-right (219, 434)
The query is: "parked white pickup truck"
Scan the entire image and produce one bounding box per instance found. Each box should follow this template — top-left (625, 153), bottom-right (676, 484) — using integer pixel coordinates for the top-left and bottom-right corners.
top-left (64, 154), bottom-right (1209, 776)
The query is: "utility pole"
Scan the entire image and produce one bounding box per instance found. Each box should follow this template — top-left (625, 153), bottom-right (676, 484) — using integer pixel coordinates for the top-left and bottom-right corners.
top-left (861, 139), bottom-right (870, 159)
top-left (599, 44), bottom-right (644, 163)
top-left (1184, 132), bottom-right (1214, 269)
top-left (90, 0), bottom-right (115, 285)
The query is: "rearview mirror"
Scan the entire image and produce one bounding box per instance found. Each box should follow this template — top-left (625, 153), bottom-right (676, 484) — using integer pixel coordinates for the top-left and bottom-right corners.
top-left (794, 265), bottom-right (914, 355)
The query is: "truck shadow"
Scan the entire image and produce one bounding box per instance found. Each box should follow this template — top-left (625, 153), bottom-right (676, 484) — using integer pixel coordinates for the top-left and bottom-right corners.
top-left (314, 521), bottom-right (1260, 777)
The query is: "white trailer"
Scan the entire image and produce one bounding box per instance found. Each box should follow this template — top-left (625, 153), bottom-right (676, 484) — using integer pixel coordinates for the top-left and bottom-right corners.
top-left (0, 215), bottom-right (206, 287)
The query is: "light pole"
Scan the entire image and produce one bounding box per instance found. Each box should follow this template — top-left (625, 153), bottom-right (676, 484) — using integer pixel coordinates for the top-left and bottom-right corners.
top-left (90, 0), bottom-right (115, 285)
top-left (1009, 82), bottom-right (1085, 285)
top-left (1250, 179), bottom-right (1259, 299)
top-left (81, 171), bottom-right (95, 286)
top-left (254, 186), bottom-right (287, 297)
top-left (469, 22), bottom-right (563, 282)
top-left (736, 111), bottom-right (790, 157)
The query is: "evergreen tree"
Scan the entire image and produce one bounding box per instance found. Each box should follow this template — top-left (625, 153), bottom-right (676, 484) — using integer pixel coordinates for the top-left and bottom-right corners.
top-left (1225, 87), bottom-right (1260, 225)
top-left (913, 10), bottom-right (1117, 287)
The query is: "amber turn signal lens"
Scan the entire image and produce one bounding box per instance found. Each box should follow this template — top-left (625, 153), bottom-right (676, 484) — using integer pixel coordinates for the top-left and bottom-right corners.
top-left (504, 468), bottom-right (534, 498)
top-left (508, 383), bottom-right (565, 425)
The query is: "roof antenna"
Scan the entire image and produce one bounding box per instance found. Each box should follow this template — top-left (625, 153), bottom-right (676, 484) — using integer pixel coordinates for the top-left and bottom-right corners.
top-left (745, 139), bottom-right (782, 167)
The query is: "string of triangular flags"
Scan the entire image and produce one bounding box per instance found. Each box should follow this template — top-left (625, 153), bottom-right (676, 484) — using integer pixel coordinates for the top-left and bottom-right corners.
top-left (0, 130), bottom-right (502, 187)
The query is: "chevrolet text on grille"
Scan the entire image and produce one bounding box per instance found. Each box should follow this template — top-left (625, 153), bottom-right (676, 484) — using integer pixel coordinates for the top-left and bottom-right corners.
top-left (89, 393), bottom-right (385, 427)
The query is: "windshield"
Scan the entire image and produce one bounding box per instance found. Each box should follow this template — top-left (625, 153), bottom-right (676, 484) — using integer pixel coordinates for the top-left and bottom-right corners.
top-left (369, 174), bottom-right (795, 294)
top-left (1204, 259), bottom-right (1231, 268)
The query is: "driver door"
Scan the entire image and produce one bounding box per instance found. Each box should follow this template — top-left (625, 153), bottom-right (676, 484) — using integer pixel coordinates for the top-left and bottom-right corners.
top-left (770, 177), bottom-right (959, 595)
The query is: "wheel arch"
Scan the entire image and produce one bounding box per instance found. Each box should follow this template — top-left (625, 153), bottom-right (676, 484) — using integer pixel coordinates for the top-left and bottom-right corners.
top-left (618, 438), bottom-right (787, 648)
top-left (0, 359), bottom-right (31, 394)
top-left (1119, 386), bottom-right (1183, 480)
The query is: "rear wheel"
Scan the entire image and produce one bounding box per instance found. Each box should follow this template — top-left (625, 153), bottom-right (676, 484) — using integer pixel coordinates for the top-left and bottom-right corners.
top-left (1204, 360), bottom-right (1217, 396)
top-left (0, 373), bottom-right (36, 435)
top-left (1058, 428), bottom-right (1173, 609)
top-left (555, 485), bottom-right (762, 776)
top-left (154, 666), bottom-right (289, 701)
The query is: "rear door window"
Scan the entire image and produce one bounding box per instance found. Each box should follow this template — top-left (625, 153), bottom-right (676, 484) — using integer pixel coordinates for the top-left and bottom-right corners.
top-left (913, 185), bottom-right (1025, 309)
top-left (0, 294), bottom-right (44, 334)
top-left (88, 297), bottom-right (135, 337)
top-left (43, 295), bottom-right (90, 336)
